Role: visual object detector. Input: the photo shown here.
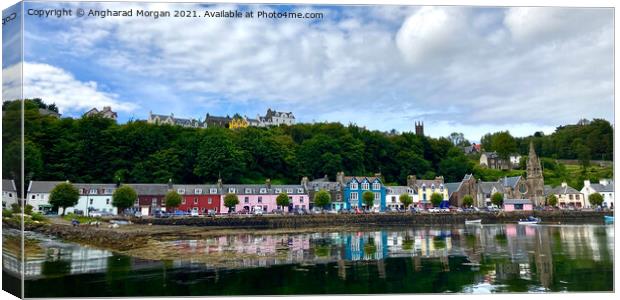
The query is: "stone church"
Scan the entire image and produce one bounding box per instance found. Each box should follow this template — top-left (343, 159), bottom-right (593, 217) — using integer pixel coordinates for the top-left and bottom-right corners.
top-left (525, 141), bottom-right (545, 205)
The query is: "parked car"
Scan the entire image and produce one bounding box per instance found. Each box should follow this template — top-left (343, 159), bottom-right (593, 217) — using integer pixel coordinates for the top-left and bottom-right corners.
top-left (190, 210), bottom-right (200, 217)
top-left (253, 207), bottom-right (264, 216)
top-left (206, 209), bottom-right (216, 217)
top-left (154, 210), bottom-right (170, 218)
top-left (311, 207), bottom-right (323, 214)
top-left (428, 208), bottom-right (440, 213)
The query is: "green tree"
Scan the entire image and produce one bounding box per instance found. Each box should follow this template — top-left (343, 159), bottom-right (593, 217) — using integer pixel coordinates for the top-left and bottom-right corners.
top-left (194, 129), bottom-right (245, 182)
top-left (49, 182), bottom-right (79, 216)
top-left (491, 192), bottom-right (504, 207)
top-left (223, 193), bottom-right (239, 213)
top-left (164, 190), bottom-right (182, 212)
top-left (546, 194), bottom-right (558, 207)
top-left (430, 192), bottom-right (443, 207)
top-left (462, 195), bottom-right (474, 208)
top-left (112, 185), bottom-right (138, 215)
top-left (399, 193), bottom-right (413, 209)
top-left (588, 193), bottom-right (604, 207)
top-left (362, 191), bottom-right (375, 210)
top-left (313, 190), bottom-right (331, 209)
top-left (276, 192), bottom-right (290, 210)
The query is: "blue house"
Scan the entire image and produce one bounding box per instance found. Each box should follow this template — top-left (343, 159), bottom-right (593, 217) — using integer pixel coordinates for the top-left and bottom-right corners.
top-left (338, 173), bottom-right (386, 211)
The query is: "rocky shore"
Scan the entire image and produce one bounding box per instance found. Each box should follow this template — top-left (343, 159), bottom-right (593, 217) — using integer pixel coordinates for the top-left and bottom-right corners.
top-left (2, 211), bottom-right (611, 254)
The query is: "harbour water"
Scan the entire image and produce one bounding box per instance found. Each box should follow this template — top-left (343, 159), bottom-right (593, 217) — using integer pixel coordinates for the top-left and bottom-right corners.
top-left (2, 223), bottom-right (614, 297)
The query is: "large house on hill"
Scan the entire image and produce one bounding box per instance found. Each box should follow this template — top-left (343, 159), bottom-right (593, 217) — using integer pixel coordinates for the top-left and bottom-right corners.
top-left (581, 179), bottom-right (614, 208)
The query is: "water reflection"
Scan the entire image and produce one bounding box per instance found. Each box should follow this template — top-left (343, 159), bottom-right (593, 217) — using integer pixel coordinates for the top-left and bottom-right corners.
top-left (3, 224), bottom-right (614, 296)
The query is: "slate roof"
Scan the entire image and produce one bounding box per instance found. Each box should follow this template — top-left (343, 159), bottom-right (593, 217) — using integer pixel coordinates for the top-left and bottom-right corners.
top-left (501, 176), bottom-right (522, 188)
top-left (222, 184), bottom-right (306, 195)
top-left (444, 182), bottom-right (461, 197)
top-left (2, 179), bottom-right (16, 192)
top-left (478, 182), bottom-right (504, 194)
top-left (308, 180), bottom-right (341, 191)
top-left (589, 181), bottom-right (614, 193)
top-left (546, 184), bottom-right (582, 195)
top-left (172, 184), bottom-right (221, 194)
top-left (344, 176), bottom-right (382, 184)
top-left (385, 186), bottom-right (414, 195)
top-left (504, 199), bottom-right (532, 205)
top-left (125, 183), bottom-right (169, 195)
top-left (28, 181), bottom-right (65, 193)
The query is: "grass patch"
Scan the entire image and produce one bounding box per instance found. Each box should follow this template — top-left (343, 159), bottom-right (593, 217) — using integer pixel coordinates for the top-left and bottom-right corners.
top-left (62, 213), bottom-right (102, 224)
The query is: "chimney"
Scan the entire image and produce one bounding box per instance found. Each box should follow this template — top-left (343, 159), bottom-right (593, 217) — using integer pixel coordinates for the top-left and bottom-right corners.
top-left (266, 178), bottom-right (272, 189)
top-left (407, 175), bottom-right (416, 187)
top-left (217, 178), bottom-right (223, 189)
top-left (336, 172), bottom-right (345, 184)
top-left (301, 177), bottom-right (309, 189)
top-left (167, 178), bottom-right (173, 190)
top-left (561, 182), bottom-right (567, 188)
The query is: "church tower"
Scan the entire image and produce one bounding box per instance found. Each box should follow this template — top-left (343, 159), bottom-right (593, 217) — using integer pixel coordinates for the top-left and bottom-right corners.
top-left (526, 141), bottom-right (545, 205)
top-left (415, 121), bottom-right (424, 136)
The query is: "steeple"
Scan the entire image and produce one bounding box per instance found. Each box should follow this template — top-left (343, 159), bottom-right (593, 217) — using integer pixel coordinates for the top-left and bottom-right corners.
top-left (527, 141), bottom-right (542, 178)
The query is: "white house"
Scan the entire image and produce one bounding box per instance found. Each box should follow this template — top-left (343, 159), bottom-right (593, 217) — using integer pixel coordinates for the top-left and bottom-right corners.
top-left (64, 183), bottom-right (118, 215)
top-left (27, 181), bottom-right (119, 215)
top-left (581, 179), bottom-right (614, 208)
top-left (2, 179), bottom-right (17, 209)
top-left (385, 186), bottom-right (417, 210)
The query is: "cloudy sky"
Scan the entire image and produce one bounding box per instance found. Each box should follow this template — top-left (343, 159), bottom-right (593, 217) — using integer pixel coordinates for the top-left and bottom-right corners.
top-left (2, 2), bottom-right (614, 142)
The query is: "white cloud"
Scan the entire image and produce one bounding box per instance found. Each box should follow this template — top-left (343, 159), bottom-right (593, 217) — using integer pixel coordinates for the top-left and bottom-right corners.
top-left (2, 62), bottom-right (138, 114)
top-left (20, 3), bottom-right (614, 140)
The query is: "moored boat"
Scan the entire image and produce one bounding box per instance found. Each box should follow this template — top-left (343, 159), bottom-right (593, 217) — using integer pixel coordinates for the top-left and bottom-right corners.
top-left (604, 215), bottom-right (614, 222)
top-left (518, 216), bottom-right (541, 225)
top-left (465, 219), bottom-right (482, 224)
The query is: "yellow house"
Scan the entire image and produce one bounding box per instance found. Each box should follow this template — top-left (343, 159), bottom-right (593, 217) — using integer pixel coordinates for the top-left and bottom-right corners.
top-left (406, 176), bottom-right (449, 208)
top-left (229, 117), bottom-right (249, 129)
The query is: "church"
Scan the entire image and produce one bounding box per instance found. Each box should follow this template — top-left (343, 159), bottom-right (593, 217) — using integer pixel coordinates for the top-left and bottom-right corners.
top-left (525, 142), bottom-right (546, 206)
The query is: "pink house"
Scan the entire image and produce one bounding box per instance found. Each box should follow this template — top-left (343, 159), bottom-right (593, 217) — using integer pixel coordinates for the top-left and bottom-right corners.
top-left (503, 199), bottom-right (533, 212)
top-left (220, 182), bottom-right (309, 213)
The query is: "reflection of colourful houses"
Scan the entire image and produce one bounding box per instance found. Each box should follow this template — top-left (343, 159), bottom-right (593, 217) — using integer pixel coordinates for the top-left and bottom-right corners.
top-left (338, 173), bottom-right (386, 211)
top-left (344, 231), bottom-right (388, 261)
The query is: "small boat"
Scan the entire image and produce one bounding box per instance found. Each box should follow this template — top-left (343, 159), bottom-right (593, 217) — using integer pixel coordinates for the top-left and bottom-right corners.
top-left (465, 219), bottom-right (482, 224)
top-left (518, 216), bottom-right (541, 225)
top-left (604, 215), bottom-right (614, 222)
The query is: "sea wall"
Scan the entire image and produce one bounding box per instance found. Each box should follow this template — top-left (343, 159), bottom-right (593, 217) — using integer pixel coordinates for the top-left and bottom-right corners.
top-left (129, 211), bottom-right (610, 228)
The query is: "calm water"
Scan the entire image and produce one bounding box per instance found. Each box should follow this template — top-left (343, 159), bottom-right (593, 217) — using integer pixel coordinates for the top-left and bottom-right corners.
top-left (2, 224), bottom-right (614, 297)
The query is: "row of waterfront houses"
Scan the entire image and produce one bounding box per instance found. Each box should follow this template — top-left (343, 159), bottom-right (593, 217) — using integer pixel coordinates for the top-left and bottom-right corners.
top-left (2, 174), bottom-right (613, 216)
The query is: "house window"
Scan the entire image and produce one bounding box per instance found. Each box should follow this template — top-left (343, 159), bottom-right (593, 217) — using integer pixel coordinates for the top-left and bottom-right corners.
top-left (177, 189), bottom-right (185, 194)
top-left (337, 194), bottom-right (342, 201)
top-left (32, 195), bottom-right (35, 199)
top-left (209, 188), bottom-right (217, 194)
top-left (152, 198), bottom-right (157, 204)
top-left (431, 184), bottom-right (435, 191)
top-left (287, 188), bottom-right (293, 194)
top-left (362, 183), bottom-right (370, 190)
top-left (182, 199), bottom-right (186, 204)
top-left (258, 197), bottom-right (263, 203)
top-left (89, 199), bottom-right (94, 205)
top-left (569, 194), bottom-right (573, 200)
top-left (244, 197), bottom-right (249, 203)
top-left (392, 196), bottom-right (396, 203)
top-left (89, 189), bottom-right (97, 195)
top-left (440, 185), bottom-right (444, 192)
top-left (106, 199), bottom-right (110, 205)
top-left (275, 188), bottom-right (282, 193)
top-left (104, 189), bottom-right (113, 194)
top-left (422, 185), bottom-right (426, 192)
top-left (297, 188), bottom-right (304, 193)
top-left (423, 194), bottom-right (427, 201)
top-left (350, 182), bottom-right (358, 190)
top-left (351, 192), bottom-right (358, 200)
top-left (260, 188), bottom-right (267, 194)
top-left (300, 197), bottom-right (304, 203)
top-left (201, 207), bottom-right (206, 212)
top-left (246, 188), bottom-right (252, 194)
top-left (229, 188), bottom-right (236, 193)
top-left (193, 207), bottom-right (198, 211)
top-left (372, 183), bottom-right (380, 190)
top-left (374, 193), bottom-right (380, 200)
top-left (195, 188), bottom-right (202, 194)
top-left (206, 198), bottom-right (211, 204)
top-left (194, 198), bottom-right (198, 204)
top-left (8, 193), bottom-right (12, 197)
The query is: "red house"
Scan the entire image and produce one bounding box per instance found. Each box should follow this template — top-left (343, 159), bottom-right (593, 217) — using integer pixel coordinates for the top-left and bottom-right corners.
top-left (127, 183), bottom-right (169, 216)
top-left (174, 184), bottom-right (222, 215)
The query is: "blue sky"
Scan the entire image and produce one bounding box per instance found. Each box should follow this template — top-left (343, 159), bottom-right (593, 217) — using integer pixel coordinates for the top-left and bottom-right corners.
top-left (2, 2), bottom-right (614, 142)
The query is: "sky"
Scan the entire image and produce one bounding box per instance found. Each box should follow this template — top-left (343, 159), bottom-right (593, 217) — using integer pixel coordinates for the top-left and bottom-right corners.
top-left (2, 2), bottom-right (614, 142)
